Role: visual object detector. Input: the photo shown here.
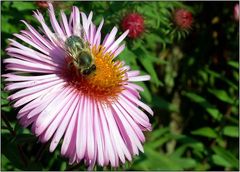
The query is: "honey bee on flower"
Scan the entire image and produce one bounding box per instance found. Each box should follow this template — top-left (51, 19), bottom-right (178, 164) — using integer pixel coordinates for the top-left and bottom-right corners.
top-left (64, 35), bottom-right (96, 76)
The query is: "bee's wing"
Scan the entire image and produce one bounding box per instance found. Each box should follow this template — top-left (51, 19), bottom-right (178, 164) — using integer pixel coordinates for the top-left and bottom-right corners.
top-left (80, 26), bottom-right (90, 42)
top-left (51, 33), bottom-right (77, 60)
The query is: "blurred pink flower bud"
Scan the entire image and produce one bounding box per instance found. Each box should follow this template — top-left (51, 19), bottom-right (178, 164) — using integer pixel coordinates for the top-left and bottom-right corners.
top-left (173, 8), bottom-right (193, 30)
top-left (121, 13), bottom-right (145, 39)
top-left (36, 1), bottom-right (49, 8)
top-left (234, 4), bottom-right (239, 21)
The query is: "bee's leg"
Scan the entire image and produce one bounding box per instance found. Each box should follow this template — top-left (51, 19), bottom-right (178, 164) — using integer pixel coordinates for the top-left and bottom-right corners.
top-left (91, 64), bottom-right (96, 71)
top-left (91, 65), bottom-right (97, 76)
top-left (82, 65), bottom-right (96, 76)
top-left (80, 28), bottom-right (85, 39)
top-left (83, 69), bottom-right (91, 75)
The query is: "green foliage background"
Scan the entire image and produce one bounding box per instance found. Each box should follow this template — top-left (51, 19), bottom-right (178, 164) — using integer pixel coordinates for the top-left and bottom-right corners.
top-left (1, 1), bottom-right (239, 171)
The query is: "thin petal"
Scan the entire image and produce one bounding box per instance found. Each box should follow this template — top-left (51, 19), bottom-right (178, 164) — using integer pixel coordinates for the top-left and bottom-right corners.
top-left (86, 97), bottom-right (95, 160)
top-left (93, 19), bottom-right (104, 46)
top-left (45, 91), bottom-right (78, 145)
top-left (60, 10), bottom-right (71, 37)
top-left (61, 96), bottom-right (80, 155)
top-left (128, 75), bottom-right (151, 82)
top-left (76, 95), bottom-right (87, 160)
top-left (122, 90), bottom-right (153, 115)
top-left (106, 30), bottom-right (129, 53)
top-left (103, 27), bottom-right (118, 49)
top-left (97, 102), bottom-right (117, 167)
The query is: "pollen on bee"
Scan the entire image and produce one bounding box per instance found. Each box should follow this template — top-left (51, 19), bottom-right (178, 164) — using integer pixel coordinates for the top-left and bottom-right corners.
top-left (62, 46), bottom-right (127, 103)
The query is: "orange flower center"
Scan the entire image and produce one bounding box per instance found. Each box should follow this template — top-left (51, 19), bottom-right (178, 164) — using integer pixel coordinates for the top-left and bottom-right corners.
top-left (63, 46), bottom-right (126, 103)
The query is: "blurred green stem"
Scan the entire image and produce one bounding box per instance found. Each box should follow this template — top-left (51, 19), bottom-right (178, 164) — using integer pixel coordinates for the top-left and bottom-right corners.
top-left (166, 92), bottom-right (183, 154)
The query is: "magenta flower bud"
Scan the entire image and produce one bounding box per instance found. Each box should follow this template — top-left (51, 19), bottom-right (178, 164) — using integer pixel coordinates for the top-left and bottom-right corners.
top-left (121, 13), bottom-right (145, 39)
top-left (173, 8), bottom-right (193, 30)
top-left (234, 3), bottom-right (239, 21)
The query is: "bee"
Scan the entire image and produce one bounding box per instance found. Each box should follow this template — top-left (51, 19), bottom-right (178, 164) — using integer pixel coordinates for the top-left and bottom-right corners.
top-left (65, 35), bottom-right (96, 76)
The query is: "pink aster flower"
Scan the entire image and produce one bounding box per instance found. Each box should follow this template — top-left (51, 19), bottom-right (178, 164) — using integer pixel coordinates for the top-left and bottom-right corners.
top-left (3, 3), bottom-right (153, 169)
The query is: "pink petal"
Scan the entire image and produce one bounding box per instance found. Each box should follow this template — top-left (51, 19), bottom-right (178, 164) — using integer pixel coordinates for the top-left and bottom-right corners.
top-left (111, 103), bottom-right (140, 155)
top-left (122, 90), bottom-right (153, 115)
top-left (127, 70), bottom-right (140, 77)
top-left (60, 10), bottom-right (71, 37)
top-left (21, 20), bottom-right (54, 50)
top-left (93, 19), bottom-right (104, 46)
top-left (34, 87), bottom-right (73, 135)
top-left (86, 97), bottom-right (95, 160)
top-left (103, 27), bottom-right (118, 49)
top-left (93, 100), bottom-right (104, 166)
top-left (44, 91), bottom-right (78, 144)
top-left (118, 95), bottom-right (151, 128)
top-left (97, 102), bottom-right (116, 167)
top-left (113, 44), bottom-right (125, 58)
top-left (48, 3), bottom-right (65, 38)
top-left (128, 75), bottom-right (151, 82)
top-left (72, 6), bottom-right (81, 36)
top-left (61, 96), bottom-right (80, 155)
top-left (106, 30), bottom-right (129, 53)
top-left (76, 95), bottom-right (87, 160)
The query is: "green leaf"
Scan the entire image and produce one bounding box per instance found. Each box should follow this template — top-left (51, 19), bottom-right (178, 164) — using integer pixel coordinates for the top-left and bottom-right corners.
top-left (211, 154), bottom-right (232, 168)
top-left (222, 126), bottom-right (238, 138)
top-left (170, 145), bottom-right (188, 158)
top-left (205, 68), bottom-right (238, 90)
top-left (208, 89), bottom-right (234, 104)
top-left (198, 70), bottom-right (208, 82)
top-left (139, 56), bottom-right (162, 86)
top-left (170, 157), bottom-right (197, 169)
top-left (12, 2), bottom-right (35, 11)
top-left (212, 146), bottom-right (238, 169)
top-left (2, 106), bottom-right (12, 112)
top-left (195, 162), bottom-right (211, 171)
top-left (169, 134), bottom-right (205, 152)
top-left (1, 99), bottom-right (9, 106)
top-left (1, 15), bottom-right (18, 33)
top-left (182, 92), bottom-right (222, 121)
top-left (1, 88), bottom-right (9, 99)
top-left (60, 162), bottom-right (67, 171)
top-left (149, 127), bottom-right (170, 141)
top-left (137, 82), bottom-right (152, 103)
top-left (227, 60), bottom-right (238, 70)
top-left (191, 127), bottom-right (218, 138)
top-left (145, 33), bottom-right (160, 49)
top-left (117, 47), bottom-right (137, 65)
top-left (147, 135), bottom-right (172, 149)
top-left (133, 147), bottom-right (183, 170)
top-left (151, 95), bottom-right (179, 112)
